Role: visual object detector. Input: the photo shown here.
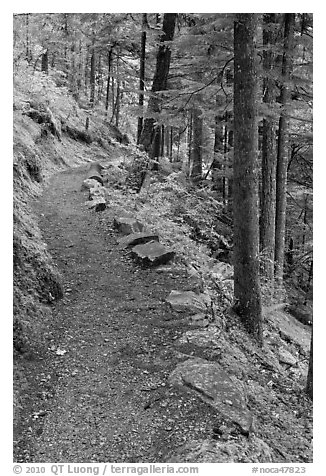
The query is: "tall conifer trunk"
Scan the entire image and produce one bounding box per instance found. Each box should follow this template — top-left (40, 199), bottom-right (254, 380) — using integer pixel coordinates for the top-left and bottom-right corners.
top-left (139, 13), bottom-right (177, 158)
top-left (105, 48), bottom-right (113, 114)
top-left (275, 13), bottom-right (295, 281)
top-left (306, 330), bottom-right (313, 399)
top-left (41, 48), bottom-right (49, 74)
top-left (260, 14), bottom-right (278, 285)
top-left (190, 107), bottom-right (203, 182)
top-left (90, 38), bottom-right (96, 107)
top-left (233, 13), bottom-right (263, 344)
top-left (137, 14), bottom-right (147, 144)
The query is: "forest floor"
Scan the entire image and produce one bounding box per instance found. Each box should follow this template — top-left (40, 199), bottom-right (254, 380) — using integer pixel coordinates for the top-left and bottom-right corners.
top-left (14, 159), bottom-right (313, 464)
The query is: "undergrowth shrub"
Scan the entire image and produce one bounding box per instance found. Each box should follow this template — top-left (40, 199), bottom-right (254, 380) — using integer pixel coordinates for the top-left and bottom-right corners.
top-left (108, 169), bottom-right (234, 307)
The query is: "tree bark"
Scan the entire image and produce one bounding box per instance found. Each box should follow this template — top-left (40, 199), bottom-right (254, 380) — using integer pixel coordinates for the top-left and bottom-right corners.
top-left (212, 111), bottom-right (224, 195)
top-left (137, 14), bottom-right (147, 144)
top-left (190, 107), bottom-right (203, 182)
top-left (260, 13), bottom-right (278, 284)
top-left (105, 48), bottom-right (113, 113)
top-left (139, 13), bottom-right (177, 157)
top-left (233, 14), bottom-right (263, 344)
top-left (90, 38), bottom-right (96, 106)
top-left (306, 330), bottom-right (313, 399)
top-left (41, 48), bottom-right (49, 74)
top-left (275, 13), bottom-right (295, 281)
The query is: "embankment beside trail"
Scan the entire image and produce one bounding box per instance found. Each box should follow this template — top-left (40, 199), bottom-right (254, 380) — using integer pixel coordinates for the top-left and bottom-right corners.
top-left (13, 95), bottom-right (119, 456)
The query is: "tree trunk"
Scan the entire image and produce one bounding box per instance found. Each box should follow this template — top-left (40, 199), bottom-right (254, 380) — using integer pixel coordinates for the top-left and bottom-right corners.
top-left (139, 13), bottom-right (177, 156)
top-left (190, 107), bottom-right (203, 182)
top-left (137, 14), bottom-right (147, 144)
top-left (105, 48), bottom-right (113, 114)
top-left (160, 125), bottom-right (165, 157)
top-left (25, 13), bottom-right (31, 62)
top-left (306, 330), bottom-right (313, 399)
top-left (275, 13), bottom-right (295, 281)
top-left (90, 39), bottom-right (96, 106)
top-left (41, 48), bottom-right (49, 74)
top-left (260, 13), bottom-right (278, 284)
top-left (212, 113), bottom-right (224, 195)
top-left (97, 54), bottom-right (103, 102)
top-left (233, 13), bottom-right (263, 344)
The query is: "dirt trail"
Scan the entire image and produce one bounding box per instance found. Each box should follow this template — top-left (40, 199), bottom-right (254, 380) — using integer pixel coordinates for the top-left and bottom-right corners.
top-left (27, 164), bottom-right (216, 463)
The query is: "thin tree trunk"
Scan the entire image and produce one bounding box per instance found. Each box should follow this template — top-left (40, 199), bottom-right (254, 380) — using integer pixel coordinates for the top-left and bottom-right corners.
top-left (41, 48), bottom-right (49, 74)
top-left (137, 14), bottom-right (147, 144)
top-left (223, 122), bottom-right (228, 206)
top-left (260, 13), bottom-right (278, 283)
top-left (84, 46), bottom-right (89, 94)
top-left (160, 125), bottom-right (165, 157)
top-left (105, 48), bottom-right (113, 114)
top-left (139, 13), bottom-right (177, 157)
top-left (187, 110), bottom-right (193, 177)
top-left (227, 126), bottom-right (234, 214)
top-left (25, 14), bottom-right (31, 62)
top-left (97, 54), bottom-right (103, 102)
top-left (111, 66), bottom-right (115, 117)
top-left (111, 55), bottom-right (120, 124)
top-left (77, 40), bottom-right (83, 92)
top-left (275, 13), bottom-right (295, 281)
top-left (306, 330), bottom-right (313, 399)
top-left (190, 107), bottom-right (203, 182)
top-left (233, 13), bottom-right (263, 344)
top-left (90, 38), bottom-right (96, 106)
top-left (212, 113), bottom-right (224, 194)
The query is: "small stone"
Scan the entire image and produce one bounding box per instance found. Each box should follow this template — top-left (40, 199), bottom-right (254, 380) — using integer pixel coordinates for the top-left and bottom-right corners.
top-left (278, 348), bottom-right (297, 366)
top-left (166, 290), bottom-right (211, 315)
top-left (131, 241), bottom-right (175, 266)
top-left (88, 197), bottom-right (106, 212)
top-left (113, 217), bottom-right (144, 235)
top-left (81, 178), bottom-right (99, 191)
top-left (117, 232), bottom-right (159, 249)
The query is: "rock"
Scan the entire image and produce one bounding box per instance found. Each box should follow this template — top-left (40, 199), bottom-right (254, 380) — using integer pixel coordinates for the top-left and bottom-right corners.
top-left (89, 185), bottom-right (106, 200)
top-left (85, 162), bottom-right (104, 185)
top-left (188, 313), bottom-right (210, 327)
top-left (117, 232), bottom-right (159, 249)
top-left (131, 241), bottom-right (175, 266)
top-left (88, 197), bottom-right (106, 212)
top-left (278, 348), bottom-right (297, 366)
top-left (178, 326), bottom-right (221, 346)
top-left (166, 290), bottom-right (211, 315)
top-left (113, 217), bottom-right (145, 235)
top-left (169, 357), bottom-right (252, 434)
top-left (81, 178), bottom-right (100, 191)
top-left (185, 266), bottom-right (204, 293)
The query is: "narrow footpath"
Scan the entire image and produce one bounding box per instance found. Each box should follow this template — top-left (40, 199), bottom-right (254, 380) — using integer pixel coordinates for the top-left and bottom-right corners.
top-left (28, 165), bottom-right (216, 463)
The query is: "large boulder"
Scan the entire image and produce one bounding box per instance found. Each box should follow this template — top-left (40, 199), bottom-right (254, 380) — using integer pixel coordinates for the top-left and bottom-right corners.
top-left (131, 241), bottom-right (175, 266)
top-left (117, 232), bottom-right (159, 249)
top-left (169, 357), bottom-right (252, 434)
top-left (113, 217), bottom-right (145, 235)
top-left (166, 290), bottom-right (211, 315)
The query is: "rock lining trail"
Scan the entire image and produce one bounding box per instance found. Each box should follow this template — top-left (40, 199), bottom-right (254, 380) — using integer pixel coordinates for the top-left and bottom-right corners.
top-left (29, 164), bottom-right (217, 463)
